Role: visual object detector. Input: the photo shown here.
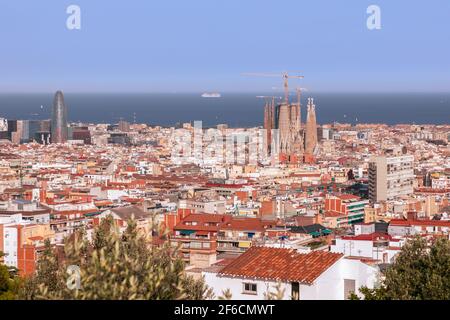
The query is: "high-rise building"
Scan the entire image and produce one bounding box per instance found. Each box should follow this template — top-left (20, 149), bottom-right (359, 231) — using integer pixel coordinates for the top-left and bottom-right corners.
top-left (304, 97), bottom-right (318, 158)
top-left (51, 91), bottom-right (68, 144)
top-left (368, 155), bottom-right (415, 202)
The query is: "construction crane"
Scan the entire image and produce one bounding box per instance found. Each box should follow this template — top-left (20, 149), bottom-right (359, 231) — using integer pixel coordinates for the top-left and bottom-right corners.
top-left (242, 72), bottom-right (304, 105)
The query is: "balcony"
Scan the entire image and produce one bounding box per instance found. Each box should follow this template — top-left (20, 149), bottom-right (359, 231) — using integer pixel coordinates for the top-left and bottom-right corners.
top-left (217, 245), bottom-right (247, 253)
top-left (216, 236), bottom-right (255, 242)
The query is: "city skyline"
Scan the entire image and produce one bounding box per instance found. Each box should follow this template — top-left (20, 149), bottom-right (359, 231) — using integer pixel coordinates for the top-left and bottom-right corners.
top-left (0, 1), bottom-right (449, 306)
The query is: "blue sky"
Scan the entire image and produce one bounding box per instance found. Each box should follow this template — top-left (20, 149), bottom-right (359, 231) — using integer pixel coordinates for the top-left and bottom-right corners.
top-left (1, 0), bottom-right (449, 93)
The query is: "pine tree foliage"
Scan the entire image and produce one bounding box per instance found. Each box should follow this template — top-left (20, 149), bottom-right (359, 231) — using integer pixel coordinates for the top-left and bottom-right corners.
top-left (355, 236), bottom-right (450, 300)
top-left (20, 216), bottom-right (213, 300)
top-left (0, 252), bottom-right (21, 300)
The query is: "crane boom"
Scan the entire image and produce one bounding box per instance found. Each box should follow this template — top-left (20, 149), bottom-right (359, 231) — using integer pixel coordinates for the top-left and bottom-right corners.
top-left (242, 71), bottom-right (304, 104)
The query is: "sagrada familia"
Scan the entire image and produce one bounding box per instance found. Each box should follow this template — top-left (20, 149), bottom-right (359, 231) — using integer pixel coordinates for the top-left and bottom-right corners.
top-left (263, 90), bottom-right (318, 164)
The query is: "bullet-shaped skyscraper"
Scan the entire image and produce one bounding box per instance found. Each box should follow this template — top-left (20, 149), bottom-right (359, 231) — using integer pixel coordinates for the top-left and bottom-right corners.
top-left (51, 91), bottom-right (68, 143)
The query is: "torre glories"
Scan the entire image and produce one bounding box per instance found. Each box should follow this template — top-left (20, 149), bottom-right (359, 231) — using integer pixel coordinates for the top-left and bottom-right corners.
top-left (51, 90), bottom-right (68, 143)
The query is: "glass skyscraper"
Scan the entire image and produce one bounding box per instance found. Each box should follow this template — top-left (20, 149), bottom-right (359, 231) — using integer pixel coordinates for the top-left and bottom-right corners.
top-left (51, 91), bottom-right (68, 143)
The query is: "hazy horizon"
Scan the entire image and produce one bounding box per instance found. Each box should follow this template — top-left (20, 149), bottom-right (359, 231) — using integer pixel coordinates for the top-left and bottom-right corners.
top-left (1, 0), bottom-right (450, 93)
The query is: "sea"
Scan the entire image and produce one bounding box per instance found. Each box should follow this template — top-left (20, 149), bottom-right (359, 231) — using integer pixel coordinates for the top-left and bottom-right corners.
top-left (0, 93), bottom-right (448, 127)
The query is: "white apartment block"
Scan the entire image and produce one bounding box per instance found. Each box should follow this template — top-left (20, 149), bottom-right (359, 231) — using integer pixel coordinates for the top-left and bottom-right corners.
top-left (369, 155), bottom-right (414, 202)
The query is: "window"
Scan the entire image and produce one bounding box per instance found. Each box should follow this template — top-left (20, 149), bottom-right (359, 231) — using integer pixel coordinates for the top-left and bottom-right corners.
top-left (243, 282), bottom-right (257, 295)
top-left (190, 242), bottom-right (202, 249)
top-left (202, 242), bottom-right (210, 249)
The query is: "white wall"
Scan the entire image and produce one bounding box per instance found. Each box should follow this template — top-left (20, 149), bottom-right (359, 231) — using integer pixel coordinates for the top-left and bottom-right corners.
top-left (203, 272), bottom-right (292, 300)
top-left (203, 258), bottom-right (378, 300)
top-left (331, 239), bottom-right (373, 257)
top-left (3, 226), bottom-right (18, 268)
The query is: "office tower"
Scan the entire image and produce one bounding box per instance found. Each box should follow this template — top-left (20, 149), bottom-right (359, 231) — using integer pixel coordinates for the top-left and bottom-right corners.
top-left (8, 120), bottom-right (27, 144)
top-left (51, 90), bottom-right (68, 143)
top-left (72, 126), bottom-right (92, 144)
top-left (304, 97), bottom-right (318, 155)
top-left (368, 155), bottom-right (415, 202)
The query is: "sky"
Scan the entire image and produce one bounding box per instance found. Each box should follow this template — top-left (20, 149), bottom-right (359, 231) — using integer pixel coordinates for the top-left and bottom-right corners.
top-left (0, 0), bottom-right (449, 93)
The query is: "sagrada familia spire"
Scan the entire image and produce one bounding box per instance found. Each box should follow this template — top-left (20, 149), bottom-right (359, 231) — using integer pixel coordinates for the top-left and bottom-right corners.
top-left (304, 97), bottom-right (318, 159)
top-left (263, 90), bottom-right (307, 163)
top-left (258, 73), bottom-right (318, 164)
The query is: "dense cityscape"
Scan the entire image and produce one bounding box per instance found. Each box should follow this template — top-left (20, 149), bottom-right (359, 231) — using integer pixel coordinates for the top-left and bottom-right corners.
top-left (1, 89), bottom-right (449, 300)
top-left (1, 1), bottom-right (449, 307)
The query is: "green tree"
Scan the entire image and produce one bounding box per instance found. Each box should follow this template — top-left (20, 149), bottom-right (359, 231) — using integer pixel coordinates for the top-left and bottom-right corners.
top-left (218, 288), bottom-right (232, 300)
top-left (20, 217), bottom-right (213, 300)
top-left (0, 252), bottom-right (21, 300)
top-left (355, 236), bottom-right (450, 300)
top-left (264, 282), bottom-right (286, 300)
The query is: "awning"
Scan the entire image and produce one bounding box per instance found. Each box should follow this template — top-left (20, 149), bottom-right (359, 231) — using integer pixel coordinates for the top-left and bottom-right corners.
top-left (179, 230), bottom-right (195, 235)
top-left (84, 211), bottom-right (101, 217)
top-left (239, 241), bottom-right (251, 248)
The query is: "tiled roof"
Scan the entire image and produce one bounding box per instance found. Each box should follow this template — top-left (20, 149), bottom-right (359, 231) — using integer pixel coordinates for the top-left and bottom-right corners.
top-left (389, 219), bottom-right (450, 227)
top-left (341, 232), bottom-right (394, 241)
top-left (220, 217), bottom-right (271, 232)
top-left (337, 194), bottom-right (361, 201)
top-left (218, 246), bottom-right (342, 284)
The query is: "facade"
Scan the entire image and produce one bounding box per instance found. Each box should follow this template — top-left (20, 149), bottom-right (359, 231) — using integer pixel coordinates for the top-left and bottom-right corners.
top-left (171, 213), bottom-right (230, 265)
top-left (330, 232), bottom-right (403, 264)
top-left (388, 216), bottom-right (450, 237)
top-left (368, 155), bottom-right (414, 202)
top-left (324, 194), bottom-right (369, 226)
top-left (51, 90), bottom-right (68, 144)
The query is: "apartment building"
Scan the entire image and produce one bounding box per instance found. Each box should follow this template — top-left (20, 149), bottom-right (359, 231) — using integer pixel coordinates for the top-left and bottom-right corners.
top-left (324, 194), bottom-right (369, 226)
top-left (368, 155), bottom-right (414, 202)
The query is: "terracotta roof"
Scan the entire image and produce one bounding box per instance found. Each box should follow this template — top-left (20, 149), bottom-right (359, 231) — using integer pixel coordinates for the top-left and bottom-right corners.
top-left (341, 232), bottom-right (393, 241)
top-left (337, 194), bottom-right (361, 201)
top-left (390, 219), bottom-right (450, 227)
top-left (217, 246), bottom-right (342, 284)
top-left (220, 217), bottom-right (269, 232)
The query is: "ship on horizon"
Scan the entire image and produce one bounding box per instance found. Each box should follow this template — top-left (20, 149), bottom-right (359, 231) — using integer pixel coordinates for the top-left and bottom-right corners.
top-left (201, 92), bottom-right (221, 98)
